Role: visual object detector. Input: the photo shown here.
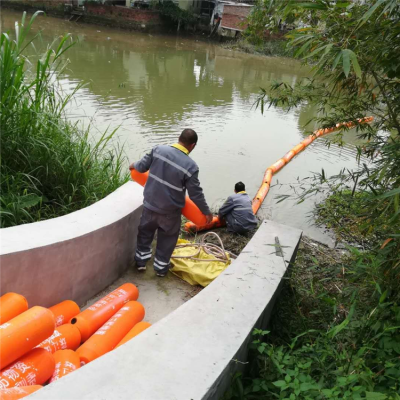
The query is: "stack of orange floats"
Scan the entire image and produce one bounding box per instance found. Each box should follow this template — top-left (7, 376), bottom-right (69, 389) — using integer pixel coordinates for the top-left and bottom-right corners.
top-left (0, 284), bottom-right (151, 399)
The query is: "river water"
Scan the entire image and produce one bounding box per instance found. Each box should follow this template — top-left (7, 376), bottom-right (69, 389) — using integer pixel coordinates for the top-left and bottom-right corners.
top-left (2, 10), bottom-right (364, 244)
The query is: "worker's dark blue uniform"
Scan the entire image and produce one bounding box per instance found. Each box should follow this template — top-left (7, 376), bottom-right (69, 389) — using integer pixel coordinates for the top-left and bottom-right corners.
top-left (133, 143), bottom-right (210, 274)
top-left (218, 191), bottom-right (258, 234)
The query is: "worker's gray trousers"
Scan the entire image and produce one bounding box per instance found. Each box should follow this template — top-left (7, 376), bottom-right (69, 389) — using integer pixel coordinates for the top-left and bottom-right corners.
top-left (134, 207), bottom-right (181, 274)
top-left (225, 214), bottom-right (248, 235)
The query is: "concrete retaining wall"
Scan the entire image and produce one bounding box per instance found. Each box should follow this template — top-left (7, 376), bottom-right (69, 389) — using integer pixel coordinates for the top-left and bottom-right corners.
top-left (31, 220), bottom-right (302, 399)
top-left (0, 182), bottom-right (144, 308)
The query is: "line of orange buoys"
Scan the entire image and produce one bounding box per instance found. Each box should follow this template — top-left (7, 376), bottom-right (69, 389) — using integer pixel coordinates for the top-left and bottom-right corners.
top-left (0, 286), bottom-right (151, 399)
top-left (183, 116), bottom-right (374, 232)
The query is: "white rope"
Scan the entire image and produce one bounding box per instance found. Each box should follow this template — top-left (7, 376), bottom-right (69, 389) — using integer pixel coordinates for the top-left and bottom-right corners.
top-left (171, 232), bottom-right (237, 263)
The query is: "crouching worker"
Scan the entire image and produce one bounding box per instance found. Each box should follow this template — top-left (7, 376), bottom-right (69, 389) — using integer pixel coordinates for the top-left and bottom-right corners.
top-left (129, 129), bottom-right (213, 277)
top-left (218, 182), bottom-right (258, 234)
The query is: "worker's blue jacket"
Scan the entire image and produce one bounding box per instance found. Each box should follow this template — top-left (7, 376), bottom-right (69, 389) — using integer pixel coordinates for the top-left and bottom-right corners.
top-left (218, 192), bottom-right (258, 232)
top-left (134, 144), bottom-right (211, 216)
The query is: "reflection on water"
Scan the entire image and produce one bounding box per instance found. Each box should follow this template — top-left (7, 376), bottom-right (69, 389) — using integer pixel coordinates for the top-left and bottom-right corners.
top-left (2, 10), bottom-right (364, 244)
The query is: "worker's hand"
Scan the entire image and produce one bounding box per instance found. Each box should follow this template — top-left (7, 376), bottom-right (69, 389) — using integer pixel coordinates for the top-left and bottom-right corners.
top-left (129, 163), bottom-right (135, 171)
top-left (205, 214), bottom-right (214, 224)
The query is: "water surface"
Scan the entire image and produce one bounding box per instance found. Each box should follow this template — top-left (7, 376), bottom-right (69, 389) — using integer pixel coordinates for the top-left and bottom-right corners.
top-left (2, 10), bottom-right (364, 244)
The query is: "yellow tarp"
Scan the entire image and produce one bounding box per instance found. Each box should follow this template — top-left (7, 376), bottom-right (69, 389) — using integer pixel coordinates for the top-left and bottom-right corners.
top-left (170, 239), bottom-right (231, 287)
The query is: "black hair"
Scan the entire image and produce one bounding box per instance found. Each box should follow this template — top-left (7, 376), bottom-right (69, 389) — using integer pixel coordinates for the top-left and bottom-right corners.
top-left (235, 182), bottom-right (245, 192)
top-left (179, 129), bottom-right (198, 146)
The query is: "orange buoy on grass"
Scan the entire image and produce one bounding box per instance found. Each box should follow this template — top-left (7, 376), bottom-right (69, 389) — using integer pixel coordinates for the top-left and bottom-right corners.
top-left (49, 300), bottom-right (80, 327)
top-left (49, 350), bottom-right (80, 383)
top-left (0, 385), bottom-right (42, 400)
top-left (130, 169), bottom-right (207, 226)
top-left (0, 306), bottom-right (55, 369)
top-left (36, 324), bottom-right (81, 353)
top-left (77, 301), bottom-right (145, 365)
top-left (0, 349), bottom-right (55, 389)
top-left (0, 293), bottom-right (28, 325)
top-left (115, 321), bottom-right (151, 348)
top-left (70, 283), bottom-right (139, 343)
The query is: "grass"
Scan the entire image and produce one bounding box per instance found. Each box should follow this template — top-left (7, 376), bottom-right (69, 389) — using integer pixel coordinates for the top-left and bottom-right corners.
top-left (0, 12), bottom-right (128, 228)
top-left (221, 38), bottom-right (293, 58)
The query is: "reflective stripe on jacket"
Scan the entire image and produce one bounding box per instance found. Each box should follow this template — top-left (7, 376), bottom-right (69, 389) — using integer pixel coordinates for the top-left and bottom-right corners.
top-left (134, 145), bottom-right (211, 216)
top-left (218, 192), bottom-right (258, 231)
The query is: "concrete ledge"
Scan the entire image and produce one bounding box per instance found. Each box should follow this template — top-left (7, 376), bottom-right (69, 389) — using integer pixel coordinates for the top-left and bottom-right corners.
top-left (0, 182), bottom-right (144, 307)
top-left (31, 220), bottom-right (302, 400)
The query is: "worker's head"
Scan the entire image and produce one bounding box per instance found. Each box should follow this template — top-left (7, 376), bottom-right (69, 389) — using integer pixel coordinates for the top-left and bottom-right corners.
top-left (179, 129), bottom-right (198, 153)
top-left (235, 182), bottom-right (245, 193)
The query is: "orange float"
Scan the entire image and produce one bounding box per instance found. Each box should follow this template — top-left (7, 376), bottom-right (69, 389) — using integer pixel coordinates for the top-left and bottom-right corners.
top-left (130, 169), bottom-right (207, 226)
top-left (70, 283), bottom-right (139, 343)
top-left (0, 293), bottom-right (28, 325)
top-left (49, 350), bottom-right (80, 383)
top-left (0, 386), bottom-right (42, 400)
top-left (184, 117), bottom-right (374, 233)
top-left (76, 301), bottom-right (145, 365)
top-left (36, 324), bottom-right (81, 353)
top-left (115, 321), bottom-right (151, 348)
top-left (0, 349), bottom-right (55, 389)
top-left (0, 306), bottom-right (55, 369)
top-left (49, 300), bottom-right (80, 327)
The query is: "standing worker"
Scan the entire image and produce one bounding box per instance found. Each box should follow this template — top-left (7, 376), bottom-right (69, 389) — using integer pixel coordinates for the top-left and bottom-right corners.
top-left (129, 129), bottom-right (213, 277)
top-left (218, 182), bottom-right (258, 234)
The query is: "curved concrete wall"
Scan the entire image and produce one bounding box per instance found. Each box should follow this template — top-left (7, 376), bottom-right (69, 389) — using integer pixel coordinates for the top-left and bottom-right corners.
top-left (0, 182), bottom-right (144, 307)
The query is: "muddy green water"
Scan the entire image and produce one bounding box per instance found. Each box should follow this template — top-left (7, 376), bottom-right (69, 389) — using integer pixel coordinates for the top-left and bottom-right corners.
top-left (2, 10), bottom-right (364, 244)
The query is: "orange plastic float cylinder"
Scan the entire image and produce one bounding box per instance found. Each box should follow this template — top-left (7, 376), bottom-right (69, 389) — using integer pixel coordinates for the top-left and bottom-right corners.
top-left (131, 169), bottom-right (207, 226)
top-left (0, 386), bottom-right (42, 400)
top-left (0, 306), bottom-right (55, 369)
top-left (0, 348), bottom-right (55, 389)
top-left (0, 293), bottom-right (28, 325)
top-left (76, 301), bottom-right (145, 365)
top-left (282, 150), bottom-right (296, 163)
top-left (292, 143), bottom-right (305, 154)
top-left (49, 300), bottom-right (80, 327)
top-left (301, 135), bottom-right (315, 146)
top-left (184, 216), bottom-right (226, 233)
top-left (269, 158), bottom-right (286, 174)
top-left (70, 283), bottom-right (139, 343)
top-left (37, 324), bottom-right (81, 353)
top-left (115, 321), bottom-right (151, 349)
top-left (49, 350), bottom-right (80, 383)
top-left (263, 169), bottom-right (273, 184)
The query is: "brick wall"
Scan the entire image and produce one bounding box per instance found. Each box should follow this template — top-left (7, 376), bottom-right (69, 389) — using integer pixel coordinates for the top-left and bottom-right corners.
top-left (221, 5), bottom-right (251, 31)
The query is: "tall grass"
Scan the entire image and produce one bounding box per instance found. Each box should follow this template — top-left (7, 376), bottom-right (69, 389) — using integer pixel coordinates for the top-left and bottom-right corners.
top-left (0, 12), bottom-right (128, 228)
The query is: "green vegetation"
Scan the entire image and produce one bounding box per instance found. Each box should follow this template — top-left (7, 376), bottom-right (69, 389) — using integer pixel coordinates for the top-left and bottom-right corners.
top-left (226, 1), bottom-right (400, 398)
top-left (0, 12), bottom-right (128, 228)
top-left (156, 0), bottom-right (197, 31)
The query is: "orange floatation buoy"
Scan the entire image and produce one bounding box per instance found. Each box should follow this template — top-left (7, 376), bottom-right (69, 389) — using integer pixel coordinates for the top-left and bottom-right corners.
top-left (0, 293), bottom-right (28, 325)
top-left (76, 301), bottom-right (145, 365)
top-left (70, 283), bottom-right (139, 343)
top-left (0, 306), bottom-right (55, 369)
top-left (115, 321), bottom-right (152, 349)
top-left (49, 350), bottom-right (80, 383)
top-left (0, 385), bottom-right (43, 400)
top-left (184, 116), bottom-right (374, 232)
top-left (49, 300), bottom-right (80, 327)
top-left (130, 169), bottom-right (208, 226)
top-left (36, 324), bottom-right (81, 353)
top-left (0, 348), bottom-right (55, 389)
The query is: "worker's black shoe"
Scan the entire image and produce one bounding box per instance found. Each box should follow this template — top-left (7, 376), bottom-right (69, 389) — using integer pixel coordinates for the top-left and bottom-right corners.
top-left (156, 271), bottom-right (167, 277)
top-left (136, 265), bottom-right (146, 272)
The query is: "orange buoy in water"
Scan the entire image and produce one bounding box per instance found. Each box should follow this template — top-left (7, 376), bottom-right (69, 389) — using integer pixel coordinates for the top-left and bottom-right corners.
top-left (184, 216), bottom-right (225, 233)
top-left (115, 321), bottom-right (151, 349)
top-left (70, 283), bottom-right (139, 343)
top-left (36, 324), bottom-right (81, 353)
top-left (0, 306), bottom-right (55, 369)
top-left (0, 349), bottom-right (55, 389)
top-left (0, 293), bottom-right (28, 325)
top-left (291, 143), bottom-right (305, 155)
top-left (130, 169), bottom-right (207, 226)
top-left (301, 135), bottom-right (315, 146)
top-left (77, 301), bottom-right (145, 365)
top-left (263, 168), bottom-right (273, 184)
top-left (49, 350), bottom-right (80, 383)
top-left (49, 300), bottom-right (80, 327)
top-left (0, 386), bottom-right (42, 400)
